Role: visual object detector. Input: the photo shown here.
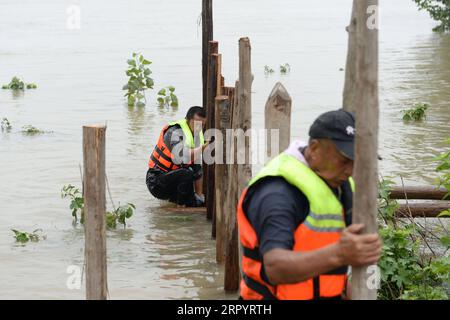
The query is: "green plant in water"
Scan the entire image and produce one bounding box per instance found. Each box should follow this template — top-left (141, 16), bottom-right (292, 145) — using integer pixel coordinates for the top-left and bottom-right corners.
top-left (21, 125), bottom-right (45, 135)
top-left (1, 118), bottom-right (12, 132)
top-left (377, 179), bottom-right (449, 300)
top-left (280, 63), bottom-right (291, 74)
top-left (2, 77), bottom-right (37, 90)
top-left (401, 103), bottom-right (429, 121)
top-left (106, 203), bottom-right (136, 229)
top-left (12, 229), bottom-right (46, 243)
top-left (62, 184), bottom-right (135, 229)
top-left (157, 86), bottom-right (178, 108)
top-left (61, 184), bottom-right (85, 223)
top-left (264, 65), bottom-right (275, 75)
top-left (123, 53), bottom-right (154, 107)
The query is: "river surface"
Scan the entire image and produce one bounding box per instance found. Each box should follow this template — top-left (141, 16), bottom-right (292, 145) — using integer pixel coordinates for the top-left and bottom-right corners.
top-left (0, 0), bottom-right (449, 299)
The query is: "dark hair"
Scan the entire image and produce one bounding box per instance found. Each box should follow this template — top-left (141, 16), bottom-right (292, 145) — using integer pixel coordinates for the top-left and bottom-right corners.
top-left (186, 106), bottom-right (206, 120)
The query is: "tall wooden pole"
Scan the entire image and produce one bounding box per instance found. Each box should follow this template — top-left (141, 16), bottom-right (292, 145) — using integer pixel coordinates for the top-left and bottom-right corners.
top-left (351, 0), bottom-right (379, 300)
top-left (237, 37), bottom-right (252, 192)
top-left (215, 96), bottom-right (230, 263)
top-left (206, 52), bottom-right (219, 222)
top-left (222, 38), bottom-right (252, 291)
top-left (205, 41), bottom-right (219, 224)
top-left (83, 124), bottom-right (107, 300)
top-left (202, 0), bottom-right (213, 109)
top-left (343, 0), bottom-right (358, 113)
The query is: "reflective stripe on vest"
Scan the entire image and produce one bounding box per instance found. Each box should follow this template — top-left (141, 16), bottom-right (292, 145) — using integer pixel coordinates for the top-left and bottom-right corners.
top-left (238, 152), bottom-right (354, 300)
top-left (148, 119), bottom-right (205, 171)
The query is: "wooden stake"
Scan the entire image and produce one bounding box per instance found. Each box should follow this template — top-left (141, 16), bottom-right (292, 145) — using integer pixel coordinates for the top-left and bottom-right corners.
top-left (237, 37), bottom-right (252, 192)
top-left (205, 41), bottom-right (218, 224)
top-left (351, 0), bottom-right (379, 300)
top-left (215, 96), bottom-right (231, 263)
top-left (83, 124), bottom-right (107, 300)
top-left (206, 52), bottom-right (219, 222)
top-left (264, 82), bottom-right (292, 159)
top-left (223, 38), bottom-right (252, 291)
top-left (343, 0), bottom-right (358, 113)
top-left (202, 0), bottom-right (213, 109)
top-left (223, 81), bottom-right (240, 291)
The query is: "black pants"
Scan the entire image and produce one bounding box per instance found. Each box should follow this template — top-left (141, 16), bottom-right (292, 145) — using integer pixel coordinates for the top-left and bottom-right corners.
top-left (146, 166), bottom-right (202, 206)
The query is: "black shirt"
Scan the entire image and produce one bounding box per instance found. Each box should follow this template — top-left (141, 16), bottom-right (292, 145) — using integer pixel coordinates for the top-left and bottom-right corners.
top-left (243, 176), bottom-right (353, 255)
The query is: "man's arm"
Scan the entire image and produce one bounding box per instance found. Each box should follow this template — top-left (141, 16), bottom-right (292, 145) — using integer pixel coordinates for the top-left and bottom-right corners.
top-left (263, 224), bottom-right (381, 285)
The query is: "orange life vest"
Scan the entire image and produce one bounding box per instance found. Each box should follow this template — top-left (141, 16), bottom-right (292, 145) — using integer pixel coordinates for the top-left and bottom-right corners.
top-left (148, 124), bottom-right (184, 172)
top-left (238, 153), bottom-right (353, 300)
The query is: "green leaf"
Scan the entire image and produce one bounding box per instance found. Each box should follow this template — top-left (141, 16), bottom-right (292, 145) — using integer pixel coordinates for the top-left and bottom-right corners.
top-left (437, 210), bottom-right (450, 218)
top-left (127, 95), bottom-right (136, 106)
top-left (440, 236), bottom-right (450, 249)
top-left (127, 59), bottom-right (136, 67)
top-left (142, 59), bottom-right (152, 65)
top-left (157, 88), bottom-right (166, 96)
top-left (168, 86), bottom-right (175, 92)
top-left (146, 79), bottom-right (154, 88)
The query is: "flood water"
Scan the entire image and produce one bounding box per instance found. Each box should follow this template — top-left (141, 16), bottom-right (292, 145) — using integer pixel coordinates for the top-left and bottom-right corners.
top-left (0, 0), bottom-right (449, 299)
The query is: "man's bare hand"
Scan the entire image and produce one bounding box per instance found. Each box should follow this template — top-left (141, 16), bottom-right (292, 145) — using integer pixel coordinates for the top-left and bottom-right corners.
top-left (336, 223), bottom-right (382, 267)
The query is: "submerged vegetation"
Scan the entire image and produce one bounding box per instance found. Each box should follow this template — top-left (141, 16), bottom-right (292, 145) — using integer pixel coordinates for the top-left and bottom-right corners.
top-left (402, 103), bottom-right (429, 121)
top-left (12, 229), bottom-right (46, 243)
top-left (2, 77), bottom-right (37, 90)
top-left (1, 118), bottom-right (12, 132)
top-left (157, 86), bottom-right (179, 108)
top-left (61, 184), bottom-right (135, 229)
top-left (280, 63), bottom-right (291, 74)
top-left (106, 203), bottom-right (135, 229)
top-left (61, 184), bottom-right (84, 223)
top-left (123, 53), bottom-right (154, 107)
top-left (21, 125), bottom-right (45, 135)
top-left (264, 65), bottom-right (275, 76)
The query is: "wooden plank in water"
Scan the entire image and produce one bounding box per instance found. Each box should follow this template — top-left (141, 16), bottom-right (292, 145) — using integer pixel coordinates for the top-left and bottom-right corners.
top-left (395, 202), bottom-right (450, 218)
top-left (390, 186), bottom-right (448, 200)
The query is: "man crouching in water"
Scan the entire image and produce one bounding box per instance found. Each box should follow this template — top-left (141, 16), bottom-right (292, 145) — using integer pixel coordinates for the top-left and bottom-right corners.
top-left (146, 106), bottom-right (209, 207)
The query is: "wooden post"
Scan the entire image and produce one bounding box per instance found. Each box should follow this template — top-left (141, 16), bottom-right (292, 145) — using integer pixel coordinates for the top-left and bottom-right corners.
top-left (83, 124), bottom-right (107, 300)
top-left (215, 96), bottom-right (230, 263)
top-left (351, 0), bottom-right (379, 300)
top-left (202, 0), bottom-right (213, 109)
top-left (264, 82), bottom-right (292, 159)
top-left (224, 84), bottom-right (240, 292)
top-left (343, 0), bottom-right (357, 113)
top-left (203, 41), bottom-right (219, 224)
top-left (206, 52), bottom-right (219, 222)
top-left (222, 38), bottom-right (252, 291)
top-left (237, 37), bottom-right (252, 192)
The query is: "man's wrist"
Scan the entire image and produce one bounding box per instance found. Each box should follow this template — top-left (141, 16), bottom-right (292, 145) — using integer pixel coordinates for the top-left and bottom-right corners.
top-left (329, 243), bottom-right (344, 268)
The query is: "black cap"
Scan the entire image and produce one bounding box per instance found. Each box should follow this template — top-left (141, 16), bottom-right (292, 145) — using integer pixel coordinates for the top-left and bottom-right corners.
top-left (309, 109), bottom-right (356, 160)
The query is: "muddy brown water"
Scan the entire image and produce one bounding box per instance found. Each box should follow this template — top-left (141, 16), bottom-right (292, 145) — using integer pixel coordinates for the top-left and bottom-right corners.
top-left (0, 0), bottom-right (449, 299)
